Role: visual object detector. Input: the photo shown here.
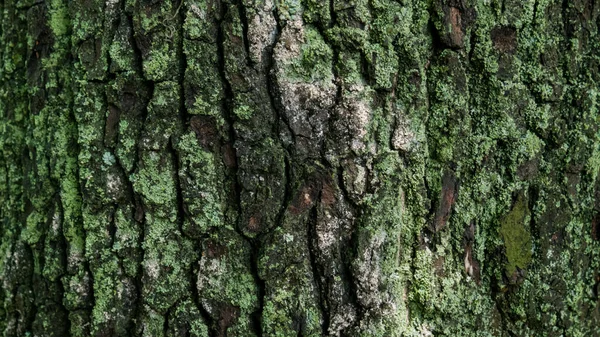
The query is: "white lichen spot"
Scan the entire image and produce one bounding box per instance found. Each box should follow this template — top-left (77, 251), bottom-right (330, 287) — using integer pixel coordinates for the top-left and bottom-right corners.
top-left (248, 0), bottom-right (277, 64)
top-left (392, 118), bottom-right (416, 152)
top-left (355, 230), bottom-right (387, 308)
top-left (335, 85), bottom-right (373, 153)
top-left (102, 151), bottom-right (116, 166)
top-left (51, 212), bottom-right (61, 234)
top-left (106, 173), bottom-right (121, 199)
top-left (145, 259), bottom-right (160, 279)
top-left (197, 257), bottom-right (223, 292)
top-left (189, 4), bottom-right (206, 20)
top-left (68, 248), bottom-right (85, 270)
top-left (419, 324), bottom-right (433, 337)
top-left (316, 213), bottom-right (337, 251)
top-left (283, 233), bottom-right (294, 243)
top-left (328, 304), bottom-right (357, 334)
top-left (105, 0), bottom-right (120, 14)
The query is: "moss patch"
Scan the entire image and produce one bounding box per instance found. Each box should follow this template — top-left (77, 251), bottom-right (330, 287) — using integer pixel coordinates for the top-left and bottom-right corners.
top-left (499, 194), bottom-right (533, 277)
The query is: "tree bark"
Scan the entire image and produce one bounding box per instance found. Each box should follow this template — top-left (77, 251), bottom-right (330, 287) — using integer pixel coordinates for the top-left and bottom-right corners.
top-left (1, 0), bottom-right (599, 336)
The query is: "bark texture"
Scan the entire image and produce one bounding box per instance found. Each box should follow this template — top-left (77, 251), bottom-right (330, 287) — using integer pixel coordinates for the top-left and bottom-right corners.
top-left (1, 0), bottom-right (599, 336)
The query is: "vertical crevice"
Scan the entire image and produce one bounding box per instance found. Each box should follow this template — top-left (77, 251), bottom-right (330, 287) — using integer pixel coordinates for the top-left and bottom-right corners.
top-left (235, 0), bottom-right (253, 66)
top-left (336, 167), bottom-right (363, 329)
top-left (171, 0), bottom-right (189, 238)
top-left (169, 138), bottom-right (187, 239)
top-left (215, 4), bottom-right (266, 337)
top-left (307, 199), bottom-right (330, 336)
top-left (215, 3), bottom-right (240, 213)
top-left (265, 6), bottom-right (294, 236)
top-left (126, 4), bottom-right (153, 330)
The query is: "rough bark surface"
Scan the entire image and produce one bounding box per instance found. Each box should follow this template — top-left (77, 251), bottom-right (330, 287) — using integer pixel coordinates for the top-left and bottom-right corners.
top-left (0, 0), bottom-right (599, 336)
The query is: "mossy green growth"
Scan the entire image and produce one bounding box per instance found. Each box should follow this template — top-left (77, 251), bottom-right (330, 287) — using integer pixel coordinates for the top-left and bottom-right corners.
top-left (365, 43), bottom-right (398, 90)
top-left (141, 215), bottom-right (196, 313)
top-left (276, 0), bottom-right (302, 21)
top-left (288, 26), bottom-right (333, 83)
top-left (183, 0), bottom-right (211, 40)
top-left (234, 104), bottom-right (253, 120)
top-left (176, 132), bottom-right (226, 234)
top-left (49, 0), bottom-right (69, 37)
top-left (499, 194), bottom-right (532, 276)
top-left (109, 25), bottom-right (136, 74)
top-left (302, 0), bottom-right (330, 25)
top-left (184, 41), bottom-right (224, 117)
top-left (131, 151), bottom-right (178, 216)
top-left (22, 211), bottom-right (46, 245)
top-left (197, 229), bottom-right (258, 335)
top-left (169, 299), bottom-right (210, 337)
top-left (410, 248), bottom-right (435, 310)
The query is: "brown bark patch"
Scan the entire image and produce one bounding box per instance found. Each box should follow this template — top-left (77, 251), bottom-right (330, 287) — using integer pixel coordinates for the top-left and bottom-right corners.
top-left (517, 158), bottom-right (539, 180)
top-left (433, 170), bottom-right (458, 232)
top-left (104, 105), bottom-right (121, 147)
top-left (222, 143), bottom-right (237, 168)
top-left (205, 240), bottom-right (227, 259)
top-left (217, 305), bottom-right (240, 337)
top-left (190, 115), bottom-right (218, 149)
top-left (247, 214), bottom-right (261, 233)
top-left (550, 232), bottom-right (560, 244)
top-left (448, 7), bottom-right (463, 46)
top-left (289, 184), bottom-right (318, 215)
top-left (135, 201), bottom-right (145, 223)
top-left (321, 181), bottom-right (336, 206)
top-left (491, 26), bottom-right (517, 53)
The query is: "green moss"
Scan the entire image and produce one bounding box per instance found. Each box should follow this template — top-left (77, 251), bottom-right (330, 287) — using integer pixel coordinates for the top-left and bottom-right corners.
top-left (89, 257), bottom-right (121, 333)
top-left (184, 41), bottom-right (224, 117)
top-left (109, 22), bottom-right (137, 74)
top-left (168, 299), bottom-right (210, 337)
top-left (499, 194), bottom-right (532, 277)
top-left (364, 43), bottom-right (398, 90)
top-left (142, 215), bottom-right (196, 312)
top-left (261, 271), bottom-right (322, 337)
top-left (144, 42), bottom-right (176, 81)
top-left (49, 0), bottom-right (69, 37)
top-left (197, 229), bottom-right (258, 335)
top-left (116, 119), bottom-right (136, 171)
top-left (175, 132), bottom-right (226, 235)
top-left (276, 0), bottom-right (302, 21)
top-left (113, 207), bottom-right (142, 277)
top-left (139, 306), bottom-right (166, 336)
top-left (132, 152), bottom-right (178, 217)
top-left (234, 104), bottom-right (253, 120)
top-left (336, 51), bottom-right (363, 85)
top-left (183, 1), bottom-right (211, 40)
top-left (302, 0), bottom-right (330, 25)
top-left (22, 211), bottom-right (46, 244)
top-left (410, 248), bottom-right (435, 309)
top-left (288, 26), bottom-right (333, 82)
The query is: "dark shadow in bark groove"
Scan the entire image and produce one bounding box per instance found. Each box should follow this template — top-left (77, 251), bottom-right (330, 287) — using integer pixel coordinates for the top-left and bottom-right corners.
top-left (235, 0), bottom-right (253, 67)
top-left (307, 187), bottom-right (330, 336)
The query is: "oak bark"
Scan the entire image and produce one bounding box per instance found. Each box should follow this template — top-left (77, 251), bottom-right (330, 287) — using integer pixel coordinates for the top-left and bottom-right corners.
top-left (1, 0), bottom-right (599, 336)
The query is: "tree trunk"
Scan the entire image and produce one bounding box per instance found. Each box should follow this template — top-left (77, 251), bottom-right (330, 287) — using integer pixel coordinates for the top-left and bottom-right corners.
top-left (1, 0), bottom-right (599, 336)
